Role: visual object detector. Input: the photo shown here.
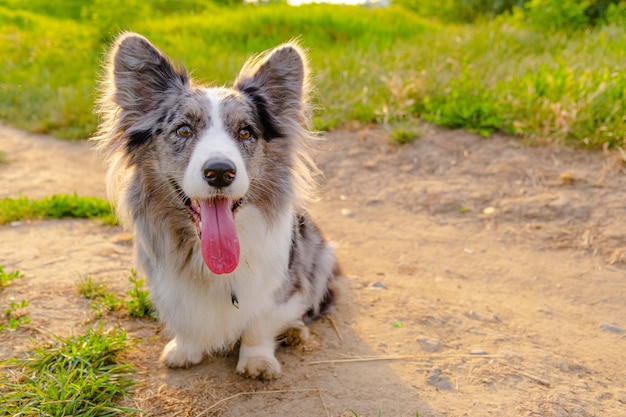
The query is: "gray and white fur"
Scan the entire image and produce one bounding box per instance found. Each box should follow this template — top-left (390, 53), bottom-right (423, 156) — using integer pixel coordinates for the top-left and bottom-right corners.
top-left (95, 32), bottom-right (337, 379)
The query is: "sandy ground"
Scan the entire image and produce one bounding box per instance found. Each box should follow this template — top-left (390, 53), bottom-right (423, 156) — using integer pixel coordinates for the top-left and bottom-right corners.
top-left (1, 123), bottom-right (625, 416)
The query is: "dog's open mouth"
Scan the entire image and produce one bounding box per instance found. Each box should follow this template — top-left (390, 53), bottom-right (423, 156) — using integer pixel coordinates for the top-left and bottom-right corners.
top-left (174, 181), bottom-right (243, 274)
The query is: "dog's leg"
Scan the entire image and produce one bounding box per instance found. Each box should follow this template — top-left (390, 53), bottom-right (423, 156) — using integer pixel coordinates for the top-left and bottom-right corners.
top-left (237, 295), bottom-right (308, 380)
top-left (237, 327), bottom-right (282, 380)
top-left (161, 337), bottom-right (204, 368)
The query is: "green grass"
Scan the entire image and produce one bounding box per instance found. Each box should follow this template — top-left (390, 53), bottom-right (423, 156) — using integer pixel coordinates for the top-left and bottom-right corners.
top-left (0, 194), bottom-right (117, 225)
top-left (0, 265), bottom-right (23, 288)
top-left (390, 120), bottom-right (423, 145)
top-left (0, 1), bottom-right (625, 147)
top-left (2, 299), bottom-right (30, 332)
top-left (0, 266), bottom-right (29, 332)
top-left (125, 269), bottom-right (156, 320)
top-left (78, 270), bottom-right (156, 320)
top-left (0, 0), bottom-right (431, 137)
top-left (400, 16), bottom-right (626, 146)
top-left (78, 275), bottom-right (123, 317)
top-left (0, 325), bottom-right (140, 416)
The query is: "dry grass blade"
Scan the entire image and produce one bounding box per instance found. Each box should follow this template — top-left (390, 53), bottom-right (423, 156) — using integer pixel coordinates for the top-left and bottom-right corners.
top-left (310, 354), bottom-right (498, 365)
top-left (325, 314), bottom-right (343, 341)
top-left (505, 366), bottom-right (551, 387)
top-left (195, 388), bottom-right (324, 417)
top-left (318, 390), bottom-right (330, 417)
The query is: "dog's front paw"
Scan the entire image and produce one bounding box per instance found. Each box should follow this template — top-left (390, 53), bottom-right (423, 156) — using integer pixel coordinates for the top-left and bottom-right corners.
top-left (237, 354), bottom-right (282, 380)
top-left (161, 338), bottom-right (204, 368)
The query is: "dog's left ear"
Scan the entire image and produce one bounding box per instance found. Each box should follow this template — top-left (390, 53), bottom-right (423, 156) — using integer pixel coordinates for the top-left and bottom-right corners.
top-left (234, 43), bottom-right (309, 140)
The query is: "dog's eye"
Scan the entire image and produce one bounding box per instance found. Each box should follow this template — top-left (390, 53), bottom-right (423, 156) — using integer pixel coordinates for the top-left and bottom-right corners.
top-left (238, 128), bottom-right (252, 140)
top-left (176, 125), bottom-right (193, 138)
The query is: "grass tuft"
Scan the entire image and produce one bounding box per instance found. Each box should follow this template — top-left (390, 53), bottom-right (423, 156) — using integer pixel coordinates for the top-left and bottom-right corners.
top-left (390, 119), bottom-right (423, 145)
top-left (78, 275), bottom-right (123, 317)
top-left (0, 325), bottom-right (140, 416)
top-left (78, 270), bottom-right (156, 320)
top-left (0, 265), bottom-right (29, 332)
top-left (125, 269), bottom-right (156, 320)
top-left (1, 299), bottom-right (30, 332)
top-left (0, 265), bottom-right (24, 288)
top-left (0, 194), bottom-right (117, 225)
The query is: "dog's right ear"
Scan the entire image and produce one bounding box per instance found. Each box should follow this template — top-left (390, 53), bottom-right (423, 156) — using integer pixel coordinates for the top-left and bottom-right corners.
top-left (106, 32), bottom-right (189, 116)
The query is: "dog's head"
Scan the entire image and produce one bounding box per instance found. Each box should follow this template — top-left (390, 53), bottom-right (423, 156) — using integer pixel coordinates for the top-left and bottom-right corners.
top-left (96, 33), bottom-right (316, 274)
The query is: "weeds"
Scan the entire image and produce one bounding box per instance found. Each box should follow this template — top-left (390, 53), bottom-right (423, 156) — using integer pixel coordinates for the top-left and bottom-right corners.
top-left (0, 325), bottom-right (140, 416)
top-left (1, 299), bottom-right (30, 332)
top-left (78, 275), bottom-right (122, 317)
top-left (0, 265), bottom-right (23, 288)
top-left (126, 269), bottom-right (156, 320)
top-left (390, 119), bottom-right (422, 144)
top-left (0, 194), bottom-right (117, 225)
top-left (0, 266), bottom-right (29, 332)
top-left (78, 270), bottom-right (156, 320)
top-left (0, 270), bottom-right (145, 414)
top-left (420, 67), bottom-right (503, 138)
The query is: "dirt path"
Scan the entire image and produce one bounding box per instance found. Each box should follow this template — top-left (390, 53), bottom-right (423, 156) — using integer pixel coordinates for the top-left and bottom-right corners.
top-left (1, 123), bottom-right (625, 416)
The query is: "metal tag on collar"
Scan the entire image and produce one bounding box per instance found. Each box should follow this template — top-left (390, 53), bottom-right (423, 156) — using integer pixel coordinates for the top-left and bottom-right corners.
top-left (231, 291), bottom-right (239, 309)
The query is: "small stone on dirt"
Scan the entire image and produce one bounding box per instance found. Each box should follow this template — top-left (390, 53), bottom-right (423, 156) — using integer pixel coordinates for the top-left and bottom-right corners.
top-left (370, 281), bottom-right (387, 289)
top-left (366, 198), bottom-right (383, 206)
top-left (416, 336), bottom-right (443, 352)
top-left (426, 367), bottom-right (453, 390)
top-left (468, 310), bottom-right (481, 320)
top-left (341, 208), bottom-right (355, 217)
top-left (600, 322), bottom-right (625, 333)
top-left (470, 349), bottom-right (488, 355)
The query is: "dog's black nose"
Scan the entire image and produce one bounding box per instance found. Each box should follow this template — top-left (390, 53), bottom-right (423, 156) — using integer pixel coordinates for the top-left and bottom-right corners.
top-left (202, 160), bottom-right (236, 188)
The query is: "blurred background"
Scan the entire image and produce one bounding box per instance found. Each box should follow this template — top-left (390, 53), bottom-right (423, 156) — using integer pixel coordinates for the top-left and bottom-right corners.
top-left (1, 0), bottom-right (625, 147)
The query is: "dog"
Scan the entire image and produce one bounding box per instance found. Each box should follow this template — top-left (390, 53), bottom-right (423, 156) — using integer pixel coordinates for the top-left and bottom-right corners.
top-left (95, 32), bottom-right (338, 380)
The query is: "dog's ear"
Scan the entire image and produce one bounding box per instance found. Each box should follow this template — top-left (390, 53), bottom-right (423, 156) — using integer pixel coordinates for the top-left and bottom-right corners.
top-left (107, 32), bottom-right (189, 115)
top-left (234, 42), bottom-right (309, 140)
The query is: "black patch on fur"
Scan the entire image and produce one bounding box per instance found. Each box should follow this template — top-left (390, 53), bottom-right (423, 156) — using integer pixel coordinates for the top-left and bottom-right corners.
top-left (240, 86), bottom-right (282, 141)
top-left (155, 109), bottom-right (168, 125)
top-left (318, 285), bottom-right (336, 316)
top-left (288, 229), bottom-right (298, 270)
top-left (305, 284), bottom-right (336, 322)
top-left (142, 47), bottom-right (188, 99)
top-left (288, 214), bottom-right (308, 270)
top-left (128, 129), bottom-right (153, 152)
top-left (297, 214), bottom-right (307, 237)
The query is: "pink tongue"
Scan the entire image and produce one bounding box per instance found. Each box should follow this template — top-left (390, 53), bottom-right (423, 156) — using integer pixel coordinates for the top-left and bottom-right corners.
top-left (199, 199), bottom-right (240, 274)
